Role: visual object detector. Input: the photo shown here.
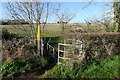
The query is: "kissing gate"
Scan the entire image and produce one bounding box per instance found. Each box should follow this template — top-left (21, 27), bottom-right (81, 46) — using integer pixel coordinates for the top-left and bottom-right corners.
top-left (58, 39), bottom-right (85, 64)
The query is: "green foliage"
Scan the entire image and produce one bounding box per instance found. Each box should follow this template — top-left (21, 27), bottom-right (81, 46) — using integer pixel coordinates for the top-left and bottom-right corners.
top-left (76, 55), bottom-right (119, 78)
top-left (40, 55), bottom-right (119, 78)
top-left (46, 56), bottom-right (57, 64)
top-left (2, 28), bottom-right (20, 40)
top-left (46, 37), bottom-right (60, 44)
top-left (1, 58), bottom-right (47, 78)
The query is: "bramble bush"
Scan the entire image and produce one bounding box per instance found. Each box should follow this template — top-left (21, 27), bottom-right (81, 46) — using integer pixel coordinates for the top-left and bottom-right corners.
top-left (2, 37), bottom-right (38, 61)
top-left (67, 32), bottom-right (120, 61)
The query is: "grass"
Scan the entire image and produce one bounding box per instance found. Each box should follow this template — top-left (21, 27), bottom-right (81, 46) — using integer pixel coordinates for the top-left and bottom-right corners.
top-left (0, 23), bottom-right (117, 79)
top-left (44, 24), bottom-right (61, 37)
top-left (0, 23), bottom-right (114, 38)
top-left (40, 55), bottom-right (119, 78)
top-left (0, 24), bottom-right (61, 37)
top-left (1, 57), bottom-right (47, 78)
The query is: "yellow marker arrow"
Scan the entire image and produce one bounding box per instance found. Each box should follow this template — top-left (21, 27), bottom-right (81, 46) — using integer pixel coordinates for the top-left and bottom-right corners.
top-left (37, 25), bottom-right (40, 40)
top-left (44, 32), bottom-right (46, 36)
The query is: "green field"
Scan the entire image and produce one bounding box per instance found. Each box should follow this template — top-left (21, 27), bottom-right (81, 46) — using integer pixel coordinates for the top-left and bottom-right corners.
top-left (0, 23), bottom-right (114, 38)
top-left (0, 24), bottom-right (61, 37)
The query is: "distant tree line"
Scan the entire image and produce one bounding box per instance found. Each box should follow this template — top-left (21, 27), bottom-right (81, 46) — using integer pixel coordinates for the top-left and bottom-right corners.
top-left (0, 19), bottom-right (29, 25)
top-left (57, 21), bottom-right (68, 24)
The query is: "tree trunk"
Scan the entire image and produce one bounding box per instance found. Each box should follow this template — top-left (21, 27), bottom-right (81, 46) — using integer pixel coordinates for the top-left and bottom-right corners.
top-left (113, 1), bottom-right (120, 32)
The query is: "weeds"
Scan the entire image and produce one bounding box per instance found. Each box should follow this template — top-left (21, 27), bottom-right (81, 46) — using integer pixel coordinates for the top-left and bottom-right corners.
top-left (40, 55), bottom-right (119, 78)
top-left (1, 58), bottom-right (47, 78)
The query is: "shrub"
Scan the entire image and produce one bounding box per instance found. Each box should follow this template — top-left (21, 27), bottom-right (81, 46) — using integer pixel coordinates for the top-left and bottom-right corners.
top-left (67, 32), bottom-right (120, 61)
top-left (2, 28), bottom-right (19, 40)
top-left (2, 38), bottom-right (37, 61)
top-left (1, 57), bottom-right (47, 78)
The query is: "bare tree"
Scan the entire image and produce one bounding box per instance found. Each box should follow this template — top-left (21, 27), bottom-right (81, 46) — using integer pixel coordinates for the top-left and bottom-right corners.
top-left (55, 9), bottom-right (76, 23)
top-left (113, 0), bottom-right (120, 32)
top-left (54, 6), bottom-right (76, 42)
top-left (84, 16), bottom-right (114, 32)
top-left (5, 2), bottom-right (53, 57)
top-left (81, 1), bottom-right (120, 32)
top-left (53, 6), bottom-right (76, 59)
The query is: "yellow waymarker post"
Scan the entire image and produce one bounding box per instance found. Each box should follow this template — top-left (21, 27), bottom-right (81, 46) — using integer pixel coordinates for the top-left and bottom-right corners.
top-left (37, 25), bottom-right (40, 56)
top-left (37, 25), bottom-right (40, 40)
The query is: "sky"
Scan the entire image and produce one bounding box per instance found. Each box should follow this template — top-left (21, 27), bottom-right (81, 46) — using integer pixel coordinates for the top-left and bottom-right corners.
top-left (57, 2), bottom-right (113, 23)
top-left (0, 2), bottom-right (113, 23)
